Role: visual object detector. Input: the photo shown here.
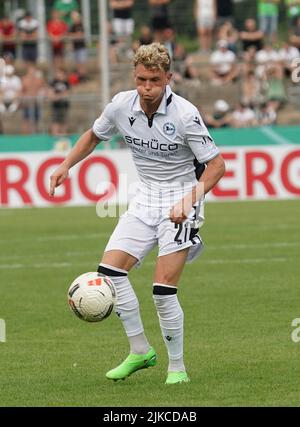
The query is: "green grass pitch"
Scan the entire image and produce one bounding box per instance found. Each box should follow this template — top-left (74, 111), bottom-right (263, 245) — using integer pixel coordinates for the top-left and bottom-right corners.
top-left (0, 199), bottom-right (300, 407)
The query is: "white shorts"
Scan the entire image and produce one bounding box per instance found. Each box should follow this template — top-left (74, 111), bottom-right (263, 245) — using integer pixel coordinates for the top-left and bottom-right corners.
top-left (104, 204), bottom-right (204, 266)
top-left (197, 15), bottom-right (215, 29)
top-left (112, 18), bottom-right (134, 36)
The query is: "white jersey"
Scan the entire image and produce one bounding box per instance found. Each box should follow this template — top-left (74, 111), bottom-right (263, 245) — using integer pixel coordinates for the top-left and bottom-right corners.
top-left (93, 85), bottom-right (219, 208)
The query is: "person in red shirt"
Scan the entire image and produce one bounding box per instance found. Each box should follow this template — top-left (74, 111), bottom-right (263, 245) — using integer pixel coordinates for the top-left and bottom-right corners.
top-left (47, 9), bottom-right (68, 68)
top-left (0, 16), bottom-right (16, 59)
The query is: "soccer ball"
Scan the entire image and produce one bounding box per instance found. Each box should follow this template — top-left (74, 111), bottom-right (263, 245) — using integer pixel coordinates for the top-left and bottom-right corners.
top-left (67, 272), bottom-right (116, 322)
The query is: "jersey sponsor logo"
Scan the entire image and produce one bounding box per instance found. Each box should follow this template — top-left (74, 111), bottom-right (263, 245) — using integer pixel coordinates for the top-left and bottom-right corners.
top-left (163, 122), bottom-right (176, 136)
top-left (128, 116), bottom-right (136, 127)
top-left (124, 135), bottom-right (178, 152)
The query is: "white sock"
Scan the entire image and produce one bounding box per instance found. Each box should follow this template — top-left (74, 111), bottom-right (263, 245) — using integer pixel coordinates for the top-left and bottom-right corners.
top-left (98, 264), bottom-right (150, 354)
top-left (153, 283), bottom-right (185, 372)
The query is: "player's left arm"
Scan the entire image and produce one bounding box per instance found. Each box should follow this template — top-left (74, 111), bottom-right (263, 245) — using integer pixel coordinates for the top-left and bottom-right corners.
top-left (169, 110), bottom-right (225, 224)
top-left (169, 154), bottom-right (225, 224)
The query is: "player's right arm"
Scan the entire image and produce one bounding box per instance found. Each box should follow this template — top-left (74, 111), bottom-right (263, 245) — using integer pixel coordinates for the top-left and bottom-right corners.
top-left (49, 129), bottom-right (100, 196)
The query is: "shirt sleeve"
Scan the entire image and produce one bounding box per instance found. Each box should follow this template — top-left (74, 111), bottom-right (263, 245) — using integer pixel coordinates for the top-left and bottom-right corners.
top-left (183, 110), bottom-right (219, 164)
top-left (92, 101), bottom-right (119, 141)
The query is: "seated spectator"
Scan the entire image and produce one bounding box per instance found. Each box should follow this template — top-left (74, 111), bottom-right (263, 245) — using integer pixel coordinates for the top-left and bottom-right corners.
top-left (138, 25), bottom-right (154, 46)
top-left (162, 26), bottom-right (177, 59)
top-left (258, 0), bottom-right (280, 43)
top-left (48, 68), bottom-right (71, 136)
top-left (257, 101), bottom-right (277, 125)
top-left (265, 63), bottom-right (287, 107)
top-left (53, 0), bottom-right (79, 28)
top-left (18, 11), bottom-right (39, 64)
top-left (285, 0), bottom-right (300, 30)
top-left (278, 41), bottom-right (300, 77)
top-left (210, 39), bottom-right (238, 85)
top-left (241, 70), bottom-right (262, 108)
top-left (230, 102), bottom-right (257, 128)
top-left (194, 0), bottom-right (216, 53)
top-left (110, 0), bottom-right (135, 43)
top-left (217, 20), bottom-right (239, 53)
top-left (240, 46), bottom-right (257, 76)
top-left (69, 11), bottom-right (88, 81)
top-left (255, 42), bottom-right (280, 80)
top-left (47, 9), bottom-right (68, 69)
top-left (239, 18), bottom-right (264, 52)
top-left (149, 0), bottom-right (171, 42)
top-left (205, 99), bottom-right (231, 128)
top-left (0, 65), bottom-right (22, 114)
top-left (289, 16), bottom-right (300, 47)
top-left (21, 63), bottom-right (46, 134)
top-left (0, 16), bottom-right (16, 59)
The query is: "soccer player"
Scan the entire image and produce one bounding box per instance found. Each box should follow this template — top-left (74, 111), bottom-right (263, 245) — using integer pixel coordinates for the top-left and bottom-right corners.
top-left (49, 43), bottom-right (225, 385)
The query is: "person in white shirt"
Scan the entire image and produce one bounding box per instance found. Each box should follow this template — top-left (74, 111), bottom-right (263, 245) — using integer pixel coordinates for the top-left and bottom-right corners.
top-left (210, 39), bottom-right (238, 85)
top-left (49, 43), bottom-right (225, 385)
top-left (230, 102), bottom-right (257, 128)
top-left (18, 11), bottom-right (39, 63)
top-left (0, 65), bottom-right (22, 113)
top-left (278, 41), bottom-right (300, 77)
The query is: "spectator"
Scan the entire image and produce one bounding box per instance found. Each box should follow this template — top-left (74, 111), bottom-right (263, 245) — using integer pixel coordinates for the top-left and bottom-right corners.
top-left (285, 0), bottom-right (300, 30)
top-left (255, 42), bottom-right (280, 79)
top-left (194, 0), bottom-right (216, 53)
top-left (18, 11), bottom-right (39, 64)
top-left (47, 9), bottom-right (68, 69)
top-left (48, 68), bottom-right (71, 136)
top-left (241, 70), bottom-right (262, 107)
top-left (257, 101), bottom-right (277, 125)
top-left (217, 20), bottom-right (239, 53)
top-left (265, 63), bottom-right (287, 107)
top-left (161, 26), bottom-right (176, 59)
top-left (138, 25), bottom-right (154, 45)
top-left (132, 25), bottom-right (154, 52)
top-left (110, 0), bottom-right (135, 42)
top-left (216, 0), bottom-right (233, 26)
top-left (258, 0), bottom-right (280, 42)
top-left (0, 65), bottom-right (22, 115)
top-left (239, 18), bottom-right (264, 52)
top-left (278, 41), bottom-right (300, 77)
top-left (289, 16), bottom-right (300, 47)
top-left (69, 11), bottom-right (88, 81)
top-left (149, 0), bottom-right (171, 42)
top-left (210, 39), bottom-right (238, 85)
top-left (205, 99), bottom-right (231, 128)
top-left (53, 0), bottom-right (79, 28)
top-left (21, 63), bottom-right (46, 134)
top-left (230, 102), bottom-right (257, 128)
top-left (240, 46), bottom-right (257, 76)
top-left (0, 16), bottom-right (16, 60)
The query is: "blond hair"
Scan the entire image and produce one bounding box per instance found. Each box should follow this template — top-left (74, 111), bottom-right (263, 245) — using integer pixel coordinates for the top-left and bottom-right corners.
top-left (134, 43), bottom-right (171, 72)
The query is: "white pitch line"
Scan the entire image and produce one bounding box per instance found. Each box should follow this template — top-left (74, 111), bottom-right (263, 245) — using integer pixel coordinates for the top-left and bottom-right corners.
top-left (260, 126), bottom-right (295, 145)
top-left (0, 257), bottom-right (290, 271)
top-left (0, 241), bottom-right (299, 262)
top-left (0, 232), bottom-right (110, 244)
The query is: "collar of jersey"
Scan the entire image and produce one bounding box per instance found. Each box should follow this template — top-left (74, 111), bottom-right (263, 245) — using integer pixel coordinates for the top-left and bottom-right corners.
top-left (131, 85), bottom-right (172, 115)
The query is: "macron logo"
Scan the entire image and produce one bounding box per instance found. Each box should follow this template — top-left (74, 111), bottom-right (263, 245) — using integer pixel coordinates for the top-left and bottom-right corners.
top-left (193, 117), bottom-right (201, 126)
top-left (129, 117), bottom-right (136, 127)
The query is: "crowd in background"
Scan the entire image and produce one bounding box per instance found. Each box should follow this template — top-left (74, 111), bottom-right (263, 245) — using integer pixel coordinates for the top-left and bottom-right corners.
top-left (0, 0), bottom-right (300, 135)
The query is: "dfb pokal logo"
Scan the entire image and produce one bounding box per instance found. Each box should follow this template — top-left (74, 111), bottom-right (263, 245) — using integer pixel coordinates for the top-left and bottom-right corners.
top-left (163, 122), bottom-right (176, 136)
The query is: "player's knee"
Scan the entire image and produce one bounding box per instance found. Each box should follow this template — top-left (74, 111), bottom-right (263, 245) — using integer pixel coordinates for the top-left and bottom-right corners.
top-left (154, 273), bottom-right (178, 286)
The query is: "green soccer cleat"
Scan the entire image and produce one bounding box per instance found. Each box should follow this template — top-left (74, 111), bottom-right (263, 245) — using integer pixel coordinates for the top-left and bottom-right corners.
top-left (165, 371), bottom-right (190, 385)
top-left (106, 347), bottom-right (157, 381)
